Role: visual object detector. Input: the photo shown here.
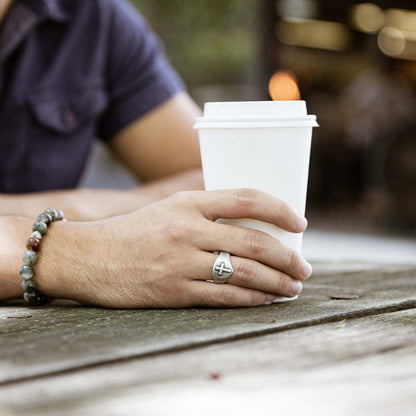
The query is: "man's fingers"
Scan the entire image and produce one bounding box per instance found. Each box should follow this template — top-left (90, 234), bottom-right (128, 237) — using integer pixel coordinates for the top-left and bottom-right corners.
top-left (190, 188), bottom-right (307, 233)
top-left (195, 223), bottom-right (312, 281)
top-left (191, 252), bottom-right (302, 298)
top-left (186, 280), bottom-right (275, 308)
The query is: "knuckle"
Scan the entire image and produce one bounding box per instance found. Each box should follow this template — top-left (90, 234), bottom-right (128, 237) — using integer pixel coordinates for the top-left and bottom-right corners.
top-left (274, 273), bottom-right (286, 292)
top-left (170, 191), bottom-right (191, 206)
top-left (161, 220), bottom-right (193, 242)
top-left (244, 229), bottom-right (264, 255)
top-left (236, 260), bottom-right (256, 285)
top-left (278, 199), bottom-right (292, 219)
top-left (286, 248), bottom-right (300, 270)
top-left (249, 292), bottom-right (264, 307)
top-left (161, 222), bottom-right (179, 239)
top-left (235, 188), bottom-right (256, 210)
top-left (161, 221), bottom-right (181, 241)
top-left (217, 287), bottom-right (237, 307)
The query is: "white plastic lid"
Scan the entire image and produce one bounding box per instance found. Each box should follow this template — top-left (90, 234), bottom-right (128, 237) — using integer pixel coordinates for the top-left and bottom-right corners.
top-left (194, 101), bottom-right (318, 129)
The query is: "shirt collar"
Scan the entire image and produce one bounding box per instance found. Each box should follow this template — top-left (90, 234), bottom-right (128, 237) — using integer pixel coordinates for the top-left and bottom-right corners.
top-left (23, 0), bottom-right (69, 23)
top-left (0, 0), bottom-right (68, 63)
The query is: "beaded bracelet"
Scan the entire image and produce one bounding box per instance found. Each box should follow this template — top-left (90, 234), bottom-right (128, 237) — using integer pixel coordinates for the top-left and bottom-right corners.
top-left (20, 208), bottom-right (65, 306)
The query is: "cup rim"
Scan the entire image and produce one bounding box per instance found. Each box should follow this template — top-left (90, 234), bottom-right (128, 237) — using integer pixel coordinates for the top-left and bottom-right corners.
top-left (193, 115), bottom-right (319, 129)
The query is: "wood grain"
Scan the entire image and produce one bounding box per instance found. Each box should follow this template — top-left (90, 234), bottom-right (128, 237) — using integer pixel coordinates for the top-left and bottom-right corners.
top-left (1, 308), bottom-right (415, 415)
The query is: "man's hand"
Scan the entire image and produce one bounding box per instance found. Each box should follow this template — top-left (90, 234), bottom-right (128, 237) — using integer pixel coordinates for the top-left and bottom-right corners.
top-left (35, 189), bottom-right (311, 308)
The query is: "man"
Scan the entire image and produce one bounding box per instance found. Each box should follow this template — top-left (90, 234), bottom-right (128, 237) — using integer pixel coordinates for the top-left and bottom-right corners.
top-left (0, 0), bottom-right (311, 308)
top-left (0, 0), bottom-right (203, 217)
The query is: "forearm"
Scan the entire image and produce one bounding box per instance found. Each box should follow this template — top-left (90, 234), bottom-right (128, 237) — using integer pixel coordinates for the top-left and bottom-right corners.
top-left (0, 168), bottom-right (204, 221)
top-left (0, 189), bottom-right (139, 222)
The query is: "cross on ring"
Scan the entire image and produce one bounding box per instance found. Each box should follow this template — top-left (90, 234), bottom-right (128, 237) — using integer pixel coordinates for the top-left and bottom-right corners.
top-left (214, 262), bottom-right (233, 277)
top-left (212, 251), bottom-right (234, 284)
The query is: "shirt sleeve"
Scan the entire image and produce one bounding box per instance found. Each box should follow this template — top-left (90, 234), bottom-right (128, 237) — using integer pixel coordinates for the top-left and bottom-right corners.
top-left (97, 0), bottom-right (186, 141)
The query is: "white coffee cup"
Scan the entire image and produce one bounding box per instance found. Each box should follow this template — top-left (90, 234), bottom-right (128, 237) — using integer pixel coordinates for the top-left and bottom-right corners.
top-left (194, 101), bottom-right (318, 301)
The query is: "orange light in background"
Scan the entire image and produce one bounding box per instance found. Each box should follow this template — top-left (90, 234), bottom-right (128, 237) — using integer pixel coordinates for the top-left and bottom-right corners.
top-left (268, 71), bottom-right (301, 101)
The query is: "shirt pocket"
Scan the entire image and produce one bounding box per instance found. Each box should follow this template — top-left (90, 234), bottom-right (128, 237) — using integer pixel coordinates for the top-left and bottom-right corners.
top-left (26, 87), bottom-right (108, 191)
top-left (28, 87), bottom-right (107, 135)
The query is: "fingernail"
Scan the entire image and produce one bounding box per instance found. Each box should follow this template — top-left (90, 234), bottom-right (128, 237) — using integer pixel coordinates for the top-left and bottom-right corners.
top-left (302, 262), bottom-right (313, 279)
top-left (296, 216), bottom-right (308, 232)
top-left (292, 280), bottom-right (303, 295)
top-left (264, 294), bottom-right (276, 305)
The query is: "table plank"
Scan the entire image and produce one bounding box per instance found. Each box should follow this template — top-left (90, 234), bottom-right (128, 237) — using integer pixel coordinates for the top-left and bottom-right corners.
top-left (0, 262), bottom-right (415, 384)
top-left (1, 308), bottom-right (415, 415)
top-left (87, 347), bottom-right (415, 416)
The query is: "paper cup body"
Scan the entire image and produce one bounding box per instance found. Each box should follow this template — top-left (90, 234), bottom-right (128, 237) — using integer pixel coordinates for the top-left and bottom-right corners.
top-left (198, 126), bottom-right (313, 252)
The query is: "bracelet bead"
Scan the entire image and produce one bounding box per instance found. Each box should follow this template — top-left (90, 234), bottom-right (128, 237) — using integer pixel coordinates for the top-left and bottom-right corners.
top-left (27, 237), bottom-right (41, 252)
top-left (21, 279), bottom-right (36, 292)
top-left (23, 250), bottom-right (37, 265)
top-left (37, 213), bottom-right (52, 225)
top-left (20, 265), bottom-right (34, 280)
top-left (31, 231), bottom-right (43, 240)
top-left (44, 208), bottom-right (58, 221)
top-left (23, 291), bottom-right (49, 306)
top-left (23, 291), bottom-right (38, 304)
top-left (32, 221), bottom-right (48, 235)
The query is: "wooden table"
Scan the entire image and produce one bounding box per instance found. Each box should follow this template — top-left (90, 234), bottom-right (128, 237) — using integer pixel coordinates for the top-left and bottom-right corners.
top-left (1, 262), bottom-right (415, 416)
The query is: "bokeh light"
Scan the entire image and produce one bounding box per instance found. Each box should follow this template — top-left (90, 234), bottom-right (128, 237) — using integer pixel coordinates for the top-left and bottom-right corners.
top-left (268, 71), bottom-right (301, 101)
top-left (351, 3), bottom-right (385, 34)
top-left (378, 27), bottom-right (406, 57)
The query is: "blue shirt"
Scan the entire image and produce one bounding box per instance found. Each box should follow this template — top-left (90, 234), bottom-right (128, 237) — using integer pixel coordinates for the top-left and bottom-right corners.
top-left (0, 0), bottom-right (185, 193)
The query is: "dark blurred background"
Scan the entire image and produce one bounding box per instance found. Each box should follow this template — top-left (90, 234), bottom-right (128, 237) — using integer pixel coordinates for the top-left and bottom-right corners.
top-left (83, 0), bottom-right (416, 235)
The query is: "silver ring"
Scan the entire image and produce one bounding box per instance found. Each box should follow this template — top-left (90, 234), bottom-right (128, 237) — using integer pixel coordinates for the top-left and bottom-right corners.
top-left (212, 251), bottom-right (234, 284)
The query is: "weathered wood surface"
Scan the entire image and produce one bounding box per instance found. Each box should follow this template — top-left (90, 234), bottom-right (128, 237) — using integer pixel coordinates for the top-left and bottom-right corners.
top-left (1, 308), bottom-right (415, 415)
top-left (0, 262), bottom-right (415, 385)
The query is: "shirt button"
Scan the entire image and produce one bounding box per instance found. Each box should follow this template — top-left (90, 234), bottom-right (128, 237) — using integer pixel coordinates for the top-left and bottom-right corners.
top-left (63, 110), bottom-right (77, 127)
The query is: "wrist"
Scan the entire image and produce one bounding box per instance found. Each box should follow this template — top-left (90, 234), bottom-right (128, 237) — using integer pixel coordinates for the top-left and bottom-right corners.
top-left (34, 219), bottom-right (101, 302)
